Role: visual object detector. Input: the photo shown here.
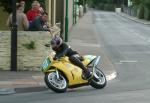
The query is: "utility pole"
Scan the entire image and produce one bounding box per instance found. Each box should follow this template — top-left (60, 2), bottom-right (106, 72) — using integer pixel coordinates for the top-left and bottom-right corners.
top-left (11, 0), bottom-right (17, 71)
top-left (65, 0), bottom-right (69, 42)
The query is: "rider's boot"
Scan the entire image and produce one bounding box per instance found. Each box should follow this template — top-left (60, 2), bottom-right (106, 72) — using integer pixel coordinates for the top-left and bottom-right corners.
top-left (82, 69), bottom-right (92, 80)
top-left (82, 69), bottom-right (99, 82)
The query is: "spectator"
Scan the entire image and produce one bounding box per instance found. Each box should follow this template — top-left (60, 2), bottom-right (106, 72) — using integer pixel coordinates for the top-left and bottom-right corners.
top-left (7, 4), bottom-right (29, 31)
top-left (26, 0), bottom-right (42, 22)
top-left (32, 0), bottom-right (39, 4)
top-left (29, 12), bottom-right (50, 31)
top-left (33, 0), bottom-right (43, 13)
top-left (19, 0), bottom-right (25, 12)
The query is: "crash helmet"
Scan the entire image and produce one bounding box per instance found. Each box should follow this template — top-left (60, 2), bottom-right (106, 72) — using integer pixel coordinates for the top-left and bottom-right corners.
top-left (50, 36), bottom-right (63, 49)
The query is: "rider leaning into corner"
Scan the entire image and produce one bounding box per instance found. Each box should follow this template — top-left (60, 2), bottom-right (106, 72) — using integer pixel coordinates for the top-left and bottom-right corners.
top-left (50, 36), bottom-right (91, 79)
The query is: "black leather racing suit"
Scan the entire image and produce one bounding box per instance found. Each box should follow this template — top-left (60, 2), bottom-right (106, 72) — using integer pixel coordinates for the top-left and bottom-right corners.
top-left (52, 43), bottom-right (88, 73)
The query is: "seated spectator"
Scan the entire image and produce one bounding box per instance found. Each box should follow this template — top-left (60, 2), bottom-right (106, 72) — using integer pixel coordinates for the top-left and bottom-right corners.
top-left (7, 4), bottom-right (29, 31)
top-left (33, 0), bottom-right (44, 13)
top-left (29, 12), bottom-right (50, 31)
top-left (26, 0), bottom-right (42, 22)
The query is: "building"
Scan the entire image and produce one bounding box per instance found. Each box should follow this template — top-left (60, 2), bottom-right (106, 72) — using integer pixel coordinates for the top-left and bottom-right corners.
top-left (0, 0), bottom-right (86, 71)
top-left (0, 0), bottom-right (85, 39)
top-left (54, 0), bottom-right (86, 40)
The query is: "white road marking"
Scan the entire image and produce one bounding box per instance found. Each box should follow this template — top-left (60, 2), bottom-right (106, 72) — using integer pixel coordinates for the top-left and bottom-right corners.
top-left (69, 39), bottom-right (101, 47)
top-left (106, 72), bottom-right (117, 81)
top-left (119, 60), bottom-right (138, 63)
top-left (70, 42), bottom-right (100, 47)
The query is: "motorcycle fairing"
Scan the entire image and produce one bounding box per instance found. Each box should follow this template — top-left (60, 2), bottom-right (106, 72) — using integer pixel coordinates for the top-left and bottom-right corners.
top-left (42, 55), bottom-right (97, 86)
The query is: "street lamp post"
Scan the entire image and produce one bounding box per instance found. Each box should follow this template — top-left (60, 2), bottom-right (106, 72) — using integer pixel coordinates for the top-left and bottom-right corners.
top-left (11, 0), bottom-right (17, 71)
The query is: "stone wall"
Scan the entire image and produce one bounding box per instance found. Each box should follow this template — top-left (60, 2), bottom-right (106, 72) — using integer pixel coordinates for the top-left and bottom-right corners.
top-left (0, 31), bottom-right (52, 71)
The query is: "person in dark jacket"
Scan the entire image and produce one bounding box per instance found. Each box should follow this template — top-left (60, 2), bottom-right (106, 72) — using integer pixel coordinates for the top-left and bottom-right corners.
top-left (50, 36), bottom-right (91, 79)
top-left (29, 12), bottom-right (50, 31)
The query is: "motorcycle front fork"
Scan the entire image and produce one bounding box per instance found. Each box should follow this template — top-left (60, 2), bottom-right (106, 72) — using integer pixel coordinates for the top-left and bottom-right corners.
top-left (55, 70), bottom-right (60, 79)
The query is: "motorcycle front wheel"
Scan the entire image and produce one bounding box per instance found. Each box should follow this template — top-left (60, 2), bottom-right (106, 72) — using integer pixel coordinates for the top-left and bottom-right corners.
top-left (90, 67), bottom-right (107, 89)
top-left (45, 71), bottom-right (68, 93)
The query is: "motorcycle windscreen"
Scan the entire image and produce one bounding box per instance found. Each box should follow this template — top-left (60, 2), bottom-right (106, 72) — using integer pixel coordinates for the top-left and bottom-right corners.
top-left (93, 56), bottom-right (101, 67)
top-left (82, 55), bottom-right (96, 66)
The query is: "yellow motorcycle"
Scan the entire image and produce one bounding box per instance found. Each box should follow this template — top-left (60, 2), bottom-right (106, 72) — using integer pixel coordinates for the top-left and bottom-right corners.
top-left (42, 45), bottom-right (107, 93)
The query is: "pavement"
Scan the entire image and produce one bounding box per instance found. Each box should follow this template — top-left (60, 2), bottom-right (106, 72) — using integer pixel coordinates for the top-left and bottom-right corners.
top-left (118, 12), bottom-right (150, 25)
top-left (0, 11), bottom-right (117, 95)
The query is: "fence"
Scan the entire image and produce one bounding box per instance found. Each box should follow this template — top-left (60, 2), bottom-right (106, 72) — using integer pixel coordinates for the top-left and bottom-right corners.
top-left (122, 5), bottom-right (137, 17)
top-left (0, 31), bottom-right (51, 71)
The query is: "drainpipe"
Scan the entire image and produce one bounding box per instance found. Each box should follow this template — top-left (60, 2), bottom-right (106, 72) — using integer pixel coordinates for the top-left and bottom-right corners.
top-left (73, 0), bottom-right (75, 25)
top-left (65, 0), bottom-right (69, 42)
top-left (75, 0), bottom-right (77, 24)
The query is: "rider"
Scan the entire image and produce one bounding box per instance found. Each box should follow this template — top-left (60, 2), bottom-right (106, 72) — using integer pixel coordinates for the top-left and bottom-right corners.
top-left (50, 36), bottom-right (91, 79)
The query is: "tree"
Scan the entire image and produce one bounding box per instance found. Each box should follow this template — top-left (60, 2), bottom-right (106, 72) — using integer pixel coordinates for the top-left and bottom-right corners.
top-left (131, 0), bottom-right (150, 20)
top-left (0, 0), bottom-right (12, 13)
top-left (87, 0), bottom-right (117, 11)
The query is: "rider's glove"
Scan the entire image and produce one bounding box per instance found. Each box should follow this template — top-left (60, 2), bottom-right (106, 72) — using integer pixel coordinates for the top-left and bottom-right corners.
top-left (53, 56), bottom-right (58, 60)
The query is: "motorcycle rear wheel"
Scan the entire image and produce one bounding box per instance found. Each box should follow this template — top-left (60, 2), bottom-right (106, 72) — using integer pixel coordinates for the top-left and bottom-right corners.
top-left (90, 68), bottom-right (107, 89)
top-left (45, 71), bottom-right (68, 93)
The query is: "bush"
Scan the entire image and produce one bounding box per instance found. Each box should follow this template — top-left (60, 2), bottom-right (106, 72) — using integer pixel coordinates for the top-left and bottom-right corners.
top-left (104, 4), bottom-right (109, 10)
top-left (97, 3), bottom-right (105, 10)
top-left (144, 7), bottom-right (150, 20)
top-left (130, 0), bottom-right (150, 21)
top-left (22, 41), bottom-right (36, 50)
top-left (137, 4), bottom-right (145, 19)
top-left (104, 4), bottom-right (115, 11)
top-left (96, 3), bottom-right (115, 11)
top-left (108, 4), bottom-right (115, 11)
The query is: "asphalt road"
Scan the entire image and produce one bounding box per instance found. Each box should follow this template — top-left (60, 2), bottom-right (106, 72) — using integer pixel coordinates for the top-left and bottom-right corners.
top-left (1, 11), bottom-right (150, 103)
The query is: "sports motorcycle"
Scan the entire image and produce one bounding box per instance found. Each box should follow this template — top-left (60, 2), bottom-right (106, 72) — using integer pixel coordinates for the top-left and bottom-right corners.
top-left (41, 44), bottom-right (107, 93)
